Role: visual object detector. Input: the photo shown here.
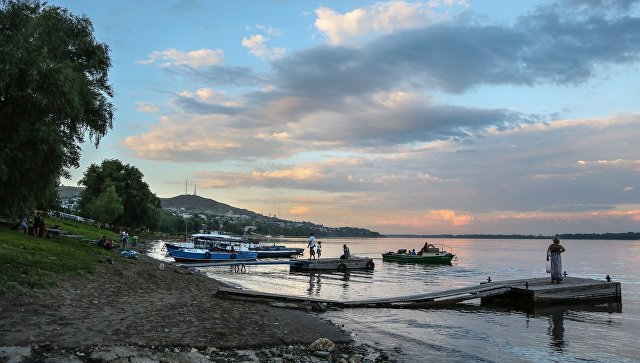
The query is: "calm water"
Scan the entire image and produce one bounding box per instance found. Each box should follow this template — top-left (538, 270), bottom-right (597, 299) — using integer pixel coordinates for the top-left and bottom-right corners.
top-left (149, 238), bottom-right (640, 362)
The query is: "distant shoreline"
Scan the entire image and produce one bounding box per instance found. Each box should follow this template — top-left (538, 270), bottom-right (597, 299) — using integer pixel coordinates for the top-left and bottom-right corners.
top-left (386, 232), bottom-right (640, 240)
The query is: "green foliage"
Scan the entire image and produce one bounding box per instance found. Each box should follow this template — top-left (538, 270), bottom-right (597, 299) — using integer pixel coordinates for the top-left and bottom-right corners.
top-left (0, 224), bottom-right (114, 293)
top-left (0, 0), bottom-right (113, 219)
top-left (79, 159), bottom-right (161, 229)
top-left (84, 183), bottom-right (123, 224)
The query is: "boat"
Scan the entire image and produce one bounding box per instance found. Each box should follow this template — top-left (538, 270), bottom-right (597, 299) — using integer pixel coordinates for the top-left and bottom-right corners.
top-left (168, 248), bottom-right (258, 263)
top-left (164, 231), bottom-right (253, 253)
top-left (250, 244), bottom-right (304, 258)
top-left (382, 244), bottom-right (456, 264)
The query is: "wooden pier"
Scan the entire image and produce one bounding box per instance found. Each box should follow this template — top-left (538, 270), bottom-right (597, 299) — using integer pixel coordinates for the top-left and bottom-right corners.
top-left (215, 276), bottom-right (621, 310)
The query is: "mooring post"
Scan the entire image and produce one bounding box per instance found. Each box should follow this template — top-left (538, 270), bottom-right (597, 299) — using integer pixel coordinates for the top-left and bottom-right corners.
top-left (487, 276), bottom-right (492, 283)
top-left (606, 274), bottom-right (612, 282)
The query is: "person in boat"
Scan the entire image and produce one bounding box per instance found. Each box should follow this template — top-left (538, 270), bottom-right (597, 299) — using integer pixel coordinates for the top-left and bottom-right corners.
top-left (308, 233), bottom-right (316, 260)
top-left (316, 241), bottom-right (322, 259)
top-left (411, 249), bottom-right (417, 255)
top-left (340, 244), bottom-right (351, 259)
top-left (418, 242), bottom-right (436, 256)
top-left (547, 237), bottom-right (566, 283)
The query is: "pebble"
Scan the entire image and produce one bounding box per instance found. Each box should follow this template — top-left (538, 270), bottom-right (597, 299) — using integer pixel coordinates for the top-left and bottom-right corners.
top-left (4, 338), bottom-right (396, 363)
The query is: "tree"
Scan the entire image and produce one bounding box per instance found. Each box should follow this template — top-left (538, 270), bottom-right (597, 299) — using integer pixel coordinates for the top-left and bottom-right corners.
top-left (84, 183), bottom-right (123, 225)
top-left (79, 159), bottom-right (160, 229)
top-left (0, 0), bottom-right (113, 218)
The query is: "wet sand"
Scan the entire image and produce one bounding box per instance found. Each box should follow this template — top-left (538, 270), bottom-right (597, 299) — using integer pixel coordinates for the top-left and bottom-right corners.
top-left (0, 252), bottom-right (352, 351)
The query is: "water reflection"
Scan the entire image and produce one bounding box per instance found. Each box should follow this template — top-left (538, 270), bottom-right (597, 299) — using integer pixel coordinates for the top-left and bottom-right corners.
top-left (548, 310), bottom-right (565, 352)
top-left (307, 273), bottom-right (321, 296)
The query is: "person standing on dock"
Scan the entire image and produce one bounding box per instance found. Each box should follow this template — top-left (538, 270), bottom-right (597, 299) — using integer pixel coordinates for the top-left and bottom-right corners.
top-left (316, 241), bottom-right (322, 259)
top-left (308, 233), bottom-right (316, 260)
top-left (547, 237), bottom-right (566, 283)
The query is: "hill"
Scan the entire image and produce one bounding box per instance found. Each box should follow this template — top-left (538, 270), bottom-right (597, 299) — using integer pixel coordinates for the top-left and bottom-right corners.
top-left (160, 194), bottom-right (261, 218)
top-left (160, 194), bottom-right (382, 238)
top-left (58, 185), bottom-right (84, 199)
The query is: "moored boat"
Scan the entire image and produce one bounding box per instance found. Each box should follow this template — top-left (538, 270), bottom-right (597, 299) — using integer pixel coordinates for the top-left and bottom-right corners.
top-left (168, 248), bottom-right (258, 263)
top-left (382, 244), bottom-right (456, 264)
top-left (250, 244), bottom-right (304, 258)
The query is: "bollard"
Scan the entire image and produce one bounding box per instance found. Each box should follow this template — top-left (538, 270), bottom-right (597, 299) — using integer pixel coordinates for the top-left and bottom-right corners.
top-left (487, 276), bottom-right (492, 283)
top-left (606, 274), bottom-right (612, 282)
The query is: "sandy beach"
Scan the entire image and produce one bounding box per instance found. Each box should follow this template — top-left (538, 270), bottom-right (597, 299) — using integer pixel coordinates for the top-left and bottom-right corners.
top-left (0, 250), bottom-right (386, 362)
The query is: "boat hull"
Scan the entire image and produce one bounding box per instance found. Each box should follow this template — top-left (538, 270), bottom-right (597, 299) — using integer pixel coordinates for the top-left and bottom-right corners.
top-left (382, 252), bottom-right (455, 264)
top-left (252, 246), bottom-right (305, 258)
top-left (169, 249), bottom-right (258, 263)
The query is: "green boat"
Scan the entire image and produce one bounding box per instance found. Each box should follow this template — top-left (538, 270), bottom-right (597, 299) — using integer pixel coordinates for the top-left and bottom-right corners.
top-left (382, 244), bottom-right (456, 264)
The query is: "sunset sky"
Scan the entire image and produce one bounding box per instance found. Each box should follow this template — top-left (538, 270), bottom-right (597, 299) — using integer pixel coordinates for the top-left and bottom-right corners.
top-left (53, 0), bottom-right (640, 235)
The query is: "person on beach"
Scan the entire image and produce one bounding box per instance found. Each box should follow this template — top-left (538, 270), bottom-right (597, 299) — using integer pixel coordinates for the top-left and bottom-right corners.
top-left (547, 237), bottom-right (566, 283)
top-left (340, 244), bottom-right (351, 259)
top-left (316, 241), bottom-right (322, 259)
top-left (308, 233), bottom-right (316, 260)
top-left (18, 216), bottom-right (28, 233)
top-left (98, 235), bottom-right (107, 249)
top-left (33, 212), bottom-right (42, 237)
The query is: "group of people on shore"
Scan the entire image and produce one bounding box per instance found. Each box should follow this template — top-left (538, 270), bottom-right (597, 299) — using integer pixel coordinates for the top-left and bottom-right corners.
top-left (307, 233), bottom-right (351, 260)
top-left (16, 212), bottom-right (47, 238)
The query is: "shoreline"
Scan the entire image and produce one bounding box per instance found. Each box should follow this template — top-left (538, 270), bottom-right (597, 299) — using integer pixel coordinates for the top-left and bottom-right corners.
top-left (0, 246), bottom-right (394, 362)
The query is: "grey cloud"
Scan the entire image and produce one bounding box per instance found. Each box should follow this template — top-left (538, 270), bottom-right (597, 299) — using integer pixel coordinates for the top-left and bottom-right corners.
top-left (541, 204), bottom-right (616, 212)
top-left (265, 0), bottom-right (640, 97)
top-left (173, 65), bottom-right (264, 87)
top-left (174, 96), bottom-right (243, 115)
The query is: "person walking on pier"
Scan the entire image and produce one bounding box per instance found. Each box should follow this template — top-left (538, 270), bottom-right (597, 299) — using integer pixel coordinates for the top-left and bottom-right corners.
top-left (308, 233), bottom-right (316, 260)
top-left (547, 237), bottom-right (566, 283)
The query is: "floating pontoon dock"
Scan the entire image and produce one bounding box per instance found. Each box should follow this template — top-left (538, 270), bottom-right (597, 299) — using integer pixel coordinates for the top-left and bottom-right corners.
top-left (289, 257), bottom-right (375, 271)
top-left (216, 276), bottom-right (621, 309)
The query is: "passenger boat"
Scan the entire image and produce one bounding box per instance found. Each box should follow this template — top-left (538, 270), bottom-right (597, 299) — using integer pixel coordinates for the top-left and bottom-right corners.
top-left (168, 248), bottom-right (258, 263)
top-left (382, 244), bottom-right (456, 264)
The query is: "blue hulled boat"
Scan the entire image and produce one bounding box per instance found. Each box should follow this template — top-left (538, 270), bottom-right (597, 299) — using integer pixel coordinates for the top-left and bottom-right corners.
top-left (168, 248), bottom-right (258, 263)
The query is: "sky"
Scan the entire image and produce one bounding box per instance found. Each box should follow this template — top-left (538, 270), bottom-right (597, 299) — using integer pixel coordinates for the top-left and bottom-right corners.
top-left (50, 0), bottom-right (640, 235)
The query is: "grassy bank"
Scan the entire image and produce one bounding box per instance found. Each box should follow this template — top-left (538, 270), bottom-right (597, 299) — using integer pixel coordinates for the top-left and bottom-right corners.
top-left (0, 217), bottom-right (121, 293)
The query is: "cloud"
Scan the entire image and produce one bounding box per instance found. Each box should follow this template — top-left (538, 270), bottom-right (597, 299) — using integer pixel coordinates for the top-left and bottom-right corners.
top-left (135, 102), bottom-right (160, 113)
top-left (139, 48), bottom-right (224, 68)
top-left (375, 209), bottom-right (474, 229)
top-left (123, 1), bottom-right (640, 233)
top-left (290, 205), bottom-right (310, 215)
top-left (242, 34), bottom-right (286, 59)
top-left (314, 1), bottom-right (467, 44)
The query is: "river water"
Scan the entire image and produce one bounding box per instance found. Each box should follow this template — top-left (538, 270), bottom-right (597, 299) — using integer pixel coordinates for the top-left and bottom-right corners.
top-left (150, 238), bottom-right (640, 362)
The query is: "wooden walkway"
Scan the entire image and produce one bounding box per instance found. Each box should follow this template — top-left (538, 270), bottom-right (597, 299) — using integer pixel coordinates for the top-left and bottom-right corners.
top-left (215, 276), bottom-right (621, 309)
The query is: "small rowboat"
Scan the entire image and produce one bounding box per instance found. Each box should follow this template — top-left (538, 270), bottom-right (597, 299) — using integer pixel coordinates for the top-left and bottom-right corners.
top-left (168, 248), bottom-right (258, 263)
top-left (382, 244), bottom-right (456, 264)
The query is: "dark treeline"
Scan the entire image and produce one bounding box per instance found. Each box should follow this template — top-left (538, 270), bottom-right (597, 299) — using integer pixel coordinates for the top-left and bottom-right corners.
top-left (388, 232), bottom-right (640, 240)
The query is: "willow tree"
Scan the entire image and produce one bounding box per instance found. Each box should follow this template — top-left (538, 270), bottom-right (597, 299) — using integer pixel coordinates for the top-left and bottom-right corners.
top-left (0, 0), bottom-right (113, 218)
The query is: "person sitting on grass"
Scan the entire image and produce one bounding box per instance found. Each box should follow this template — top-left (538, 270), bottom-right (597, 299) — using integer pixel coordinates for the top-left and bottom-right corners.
top-left (105, 238), bottom-right (114, 251)
top-left (98, 235), bottom-right (107, 249)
